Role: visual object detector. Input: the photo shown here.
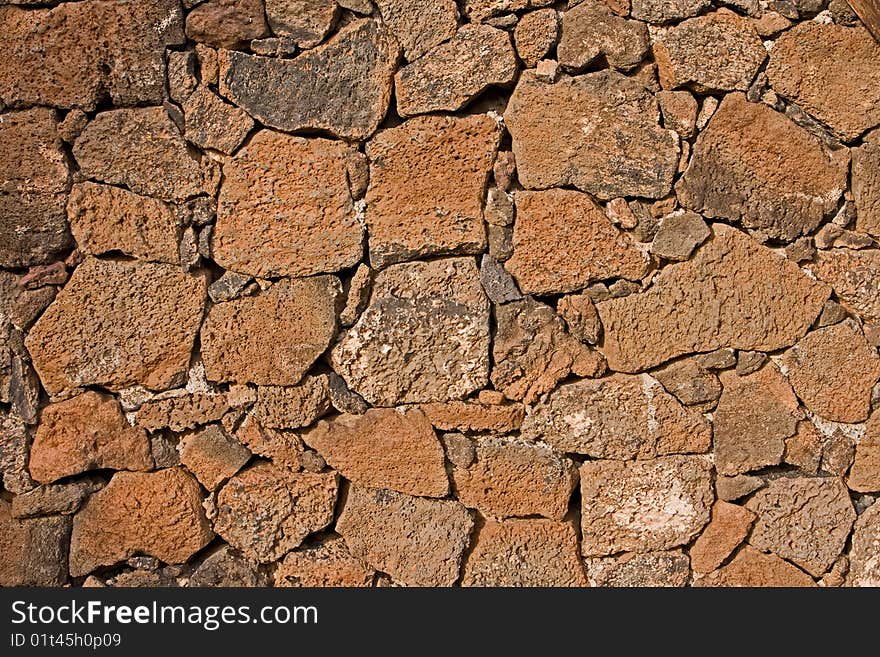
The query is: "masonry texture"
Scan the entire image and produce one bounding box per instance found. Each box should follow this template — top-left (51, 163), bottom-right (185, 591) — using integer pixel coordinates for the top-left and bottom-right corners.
top-left (1, 0), bottom-right (880, 589)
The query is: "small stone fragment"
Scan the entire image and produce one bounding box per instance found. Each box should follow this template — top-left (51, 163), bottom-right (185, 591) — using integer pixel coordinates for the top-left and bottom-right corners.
top-left (0, 413), bottom-right (33, 494)
top-left (657, 90), bottom-right (698, 138)
top-left (630, 0), bottom-right (710, 23)
top-left (234, 417), bottom-right (305, 470)
top-left (848, 415), bottom-right (880, 492)
top-left (189, 546), bottom-right (268, 587)
top-left (479, 255), bottom-right (522, 305)
top-left (484, 188), bottom-right (513, 227)
top-left (276, 535), bottom-right (375, 587)
top-left (493, 151), bottom-right (516, 191)
top-left (784, 421), bottom-right (823, 474)
top-left (185, 0), bottom-right (269, 49)
top-left (0, 502), bottom-right (70, 586)
top-left (183, 86), bottom-right (254, 155)
top-left (585, 550), bottom-right (691, 587)
top-left (695, 545), bottom-right (816, 587)
top-left (327, 373), bottom-right (368, 415)
top-left (558, 4), bottom-right (648, 72)
top-left (808, 250), bottom-right (880, 324)
top-left (374, 0), bottom-right (458, 61)
top-left (716, 474), bottom-right (764, 502)
top-left (264, 0), bottom-right (338, 47)
top-left (821, 430), bottom-right (855, 477)
top-left (208, 272), bottom-right (255, 304)
top-left (817, 301), bottom-right (848, 328)
top-left (652, 358), bottom-right (721, 406)
top-left (735, 350), bottom-right (767, 377)
top-left (848, 502), bottom-right (880, 586)
top-left (340, 265), bottom-right (372, 328)
top-left (135, 393), bottom-right (232, 433)
top-left (514, 9), bottom-right (559, 67)
top-left (690, 501), bottom-right (756, 574)
top-left (179, 425), bottom-right (251, 490)
top-left (557, 293), bottom-right (602, 345)
top-left (698, 348), bottom-right (737, 370)
top-left (254, 376), bottom-right (330, 429)
top-left (58, 110), bottom-right (89, 144)
top-left (650, 211), bottom-right (710, 261)
top-left (420, 401), bottom-right (525, 433)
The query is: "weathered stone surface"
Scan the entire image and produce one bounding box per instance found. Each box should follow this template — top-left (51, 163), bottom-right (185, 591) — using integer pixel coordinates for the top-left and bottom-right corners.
top-left (234, 418), bottom-right (305, 470)
top-left (479, 254), bottom-right (522, 305)
top-left (491, 298), bottom-right (606, 404)
top-left (714, 364), bottom-right (800, 475)
top-left (332, 258), bottom-right (490, 406)
top-left (375, 0), bottom-right (458, 61)
top-left (461, 518), bottom-right (587, 586)
top-left (781, 320), bottom-right (880, 423)
top-left (807, 249), bottom-right (880, 325)
top-left (849, 415), bottom-right (880, 493)
top-left (214, 463), bottom-right (338, 562)
top-left (420, 401), bottom-right (524, 433)
top-left (336, 485), bottom-right (474, 587)
top-left (505, 71), bottom-right (679, 199)
top-left (11, 478), bottom-right (103, 520)
top-left (690, 501), bottom-right (755, 574)
top-left (201, 276), bottom-right (340, 386)
top-left (0, 271), bottom-right (57, 332)
top-left (183, 86), bottom-right (254, 155)
top-left (631, 0), bottom-right (710, 22)
top-left (73, 107), bottom-right (216, 202)
top-left (135, 393), bottom-right (232, 433)
top-left (0, 0), bottom-right (184, 110)
top-left (180, 425), bottom-right (251, 490)
top-left (396, 25), bottom-right (517, 117)
top-left (70, 468), bottom-right (213, 577)
top-left (29, 392), bottom-right (152, 484)
top-left (0, 414), bottom-right (34, 494)
top-left (557, 293), bottom-right (602, 345)
top-left (652, 358), bottom-right (721, 406)
top-left (67, 183), bottom-right (182, 265)
top-left (0, 502), bottom-right (70, 586)
top-left (821, 430), bottom-right (855, 477)
top-left (450, 437), bottom-right (577, 519)
top-left (507, 190), bottom-right (649, 296)
top-left (213, 132), bottom-right (361, 278)
top-left (654, 10), bottom-right (765, 92)
top-left (0, 108), bottom-right (71, 268)
top-left (514, 9), bottom-right (559, 67)
top-left (784, 421), bottom-right (823, 474)
top-left (254, 377), bottom-right (330, 430)
top-left (580, 456), bottom-right (714, 556)
top-left (716, 474), bottom-right (764, 502)
top-left (219, 20), bottom-right (399, 140)
top-left (186, 0), bottom-right (269, 48)
top-left (26, 258), bottom-right (206, 396)
top-left (735, 350), bottom-right (767, 377)
top-left (276, 535), bottom-right (375, 587)
top-left (657, 90), bottom-right (698, 138)
top-left (854, 134), bottom-right (880, 237)
top-left (558, 4), bottom-right (648, 72)
top-left (265, 0), bottom-right (338, 47)
top-left (365, 115), bottom-right (499, 268)
top-left (746, 477), bottom-right (855, 577)
top-left (597, 225), bottom-right (830, 372)
top-left (301, 408), bottom-right (448, 497)
top-left (340, 265), bottom-right (372, 328)
top-left (848, 502), bottom-right (880, 586)
top-left (523, 375), bottom-right (711, 459)
top-left (766, 24), bottom-right (880, 141)
top-left (677, 94), bottom-right (848, 241)
top-left (189, 546), bottom-right (268, 587)
top-left (650, 211), bottom-right (710, 261)
top-left (694, 545), bottom-right (816, 587)
top-left (585, 550), bottom-right (691, 587)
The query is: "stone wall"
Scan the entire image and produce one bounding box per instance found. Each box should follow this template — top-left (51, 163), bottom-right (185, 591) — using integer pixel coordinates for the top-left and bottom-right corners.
top-left (2, 0), bottom-right (880, 588)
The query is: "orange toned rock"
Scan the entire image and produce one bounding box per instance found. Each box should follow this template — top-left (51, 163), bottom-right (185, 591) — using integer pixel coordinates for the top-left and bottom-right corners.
top-left (450, 437), bottom-right (577, 519)
top-left (461, 518), bottom-right (587, 586)
top-left (677, 94), bottom-right (848, 241)
top-left (580, 456), bottom-right (713, 556)
top-left (597, 225), bottom-right (830, 372)
top-left (332, 258), bottom-right (490, 406)
top-left (715, 474), bottom-right (764, 502)
top-left (214, 462), bottom-right (338, 562)
top-left (201, 275), bottom-right (340, 386)
top-left (301, 408), bottom-right (448, 497)
top-left (0, 108), bottom-right (71, 268)
top-left (558, 4), bottom-right (648, 72)
top-left (657, 90), bottom-right (698, 138)
top-left (631, 0), bottom-right (709, 22)
top-left (365, 114), bottom-right (499, 268)
top-left (507, 190), bottom-right (649, 296)
top-left (214, 132), bottom-right (362, 278)
top-left (29, 392), bottom-right (152, 484)
top-left (746, 477), bottom-right (855, 577)
top-left (179, 425), bottom-right (251, 491)
top-left (186, 0), bottom-right (269, 48)
top-left (784, 421), bottom-right (823, 474)
top-left (0, 501), bottom-right (70, 586)
top-left (653, 10), bottom-right (765, 92)
top-left (766, 23), bottom-right (880, 141)
top-left (585, 550), bottom-right (691, 587)
top-left (374, 0), bottom-right (458, 60)
top-left (26, 258), bottom-right (206, 396)
top-left (714, 364), bottom-right (800, 476)
top-left (652, 358), bottom-right (720, 406)
top-left (807, 249), bottom-right (880, 325)
top-left (420, 401), bottom-right (525, 433)
top-left (67, 182), bottom-right (182, 265)
top-left (0, 0), bottom-right (184, 110)
top-left (557, 293), bottom-right (602, 345)
top-left (234, 417), bottom-right (305, 471)
top-left (690, 501), bottom-right (756, 574)
top-left (522, 375), bottom-right (711, 460)
top-left (275, 535), bottom-right (375, 587)
top-left (182, 86), bottom-right (254, 155)
top-left (781, 320), bottom-right (880, 423)
top-left (853, 134), bottom-right (880, 237)
top-left (254, 376), bottom-right (330, 430)
top-left (505, 70), bottom-right (679, 199)
top-left (0, 270), bottom-right (57, 332)
top-left (848, 502), bottom-right (880, 586)
top-left (69, 468), bottom-right (213, 577)
top-left (135, 393), bottom-right (232, 433)
top-left (336, 484), bottom-right (474, 587)
top-left (265, 0), bottom-right (338, 46)
top-left (514, 9), bottom-right (559, 67)
top-left (848, 414), bottom-right (880, 493)
top-left (491, 298), bottom-right (606, 404)
top-left (694, 545), bottom-right (815, 587)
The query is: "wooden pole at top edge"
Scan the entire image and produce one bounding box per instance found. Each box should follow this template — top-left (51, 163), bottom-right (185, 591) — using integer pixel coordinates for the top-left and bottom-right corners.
top-left (847, 0), bottom-right (880, 42)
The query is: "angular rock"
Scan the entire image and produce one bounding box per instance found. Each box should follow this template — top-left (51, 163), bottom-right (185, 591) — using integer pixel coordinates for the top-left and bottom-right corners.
top-left (69, 468), bottom-right (213, 577)
top-left (420, 401), bottom-right (524, 433)
top-left (0, 413), bottom-right (34, 494)
top-left (73, 107), bottom-right (216, 202)
top-left (219, 20), bottom-right (399, 140)
top-left (557, 293), bottom-right (602, 345)
top-left (201, 275), bottom-right (340, 386)
top-left (214, 463), bottom-right (338, 562)
top-left (0, 502), bottom-right (70, 586)
top-left (585, 550), bottom-right (691, 587)
top-left (713, 364), bottom-right (800, 476)
top-left (580, 456), bottom-right (714, 556)
top-left (784, 421), bottom-right (823, 474)
top-left (505, 70), bottom-right (679, 199)
top-left (0, 0), bottom-right (184, 110)
top-left (461, 518), bottom-right (587, 586)
top-left (365, 115), bottom-right (499, 268)
top-left (185, 0), bottom-right (269, 48)
top-left (135, 393), bottom-right (232, 433)
top-left (234, 418), bottom-right (305, 471)
top-left (375, 0), bottom-right (458, 61)
top-left (821, 430), bottom-right (855, 477)
top-left (514, 9), bottom-right (559, 67)
top-left (29, 392), bottom-right (152, 484)
top-left (849, 415), bottom-right (880, 493)
top-left (677, 94), bottom-right (848, 241)
top-left (650, 211), bottom-right (710, 261)
top-left (522, 374), bottom-right (711, 459)
top-left (395, 25), bottom-right (518, 117)
top-left (807, 249), bottom-right (880, 325)
top-left (652, 358), bottom-right (721, 406)
top-left (695, 545), bottom-right (815, 587)
top-left (254, 376), bottom-right (330, 430)
top-left (735, 350), bottom-right (767, 376)
top-left (183, 86), bottom-right (254, 155)
top-left (491, 298), bottom-right (607, 404)
top-left (301, 408), bottom-right (448, 497)
top-left (26, 258), bottom-right (206, 396)
top-left (179, 425), bottom-right (251, 490)
top-left (854, 134), bottom-right (880, 237)
top-left (716, 474), bottom-right (764, 502)
top-left (781, 319), bottom-right (880, 423)
top-left (265, 0), bottom-right (338, 47)
top-left (189, 546), bottom-right (268, 587)
top-left (630, 0), bottom-right (710, 22)
top-left (690, 501), bottom-right (755, 574)
top-left (479, 254), bottom-right (521, 305)
top-left (67, 182), bottom-right (182, 265)
top-left (597, 225), bottom-right (830, 372)
top-left (848, 502), bottom-right (880, 586)
top-left (507, 190), bottom-right (649, 296)
top-left (450, 437), bottom-right (577, 519)
top-left (275, 536), bottom-right (374, 587)
top-left (340, 265), bottom-right (372, 328)
top-left (0, 271), bottom-right (57, 332)
top-left (766, 24), bottom-right (880, 141)
top-left (11, 478), bottom-right (103, 520)
top-left (332, 258), bottom-right (490, 406)
top-left (746, 477), bottom-right (855, 577)
top-left (208, 272), bottom-right (256, 304)
top-left (558, 4), bottom-right (648, 72)
top-left (336, 485), bottom-right (474, 587)
top-left (327, 373), bottom-right (368, 415)
top-left (657, 90), bottom-right (698, 138)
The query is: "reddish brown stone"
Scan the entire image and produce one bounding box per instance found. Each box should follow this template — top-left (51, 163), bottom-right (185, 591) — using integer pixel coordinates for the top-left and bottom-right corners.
top-left (657, 90), bottom-right (698, 138)
top-left (558, 4), bottom-right (648, 72)
top-left (189, 545), bottom-right (268, 587)
top-left (690, 501), bottom-right (756, 574)
top-left (807, 249), bottom-right (880, 325)
top-left (135, 393), bottom-right (232, 433)
top-left (420, 401), bottom-right (525, 433)
top-left (848, 502), bottom-right (880, 586)
top-left (375, 0), bottom-right (458, 60)
top-left (631, 0), bottom-right (709, 22)
top-left (694, 545), bottom-right (816, 587)
top-left (715, 474), bottom-right (764, 502)
top-left (514, 9), bottom-right (559, 67)
top-left (848, 414), bottom-right (880, 493)
top-left (652, 358), bottom-right (721, 406)
top-left (585, 550), bottom-right (691, 587)
top-left (784, 421), bottom-right (823, 474)
top-left (234, 417), bottom-right (305, 471)
top-left (557, 293), bottom-right (602, 345)
top-left (183, 86), bottom-right (254, 155)
top-left (179, 425), bottom-right (251, 491)
top-left (264, 0), bottom-right (336, 47)
top-left (254, 376), bottom-right (330, 430)
top-left (186, 0), bottom-right (269, 48)
top-left (0, 501), bottom-right (70, 586)
top-left (854, 133), bottom-right (880, 237)
top-left (276, 535), bottom-right (375, 587)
